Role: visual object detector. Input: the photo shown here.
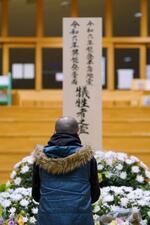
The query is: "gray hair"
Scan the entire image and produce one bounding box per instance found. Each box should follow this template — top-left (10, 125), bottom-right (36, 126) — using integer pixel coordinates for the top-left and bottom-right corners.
top-left (55, 116), bottom-right (79, 134)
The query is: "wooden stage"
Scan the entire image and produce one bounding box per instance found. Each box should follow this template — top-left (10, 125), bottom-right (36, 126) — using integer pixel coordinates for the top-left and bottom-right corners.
top-left (0, 90), bottom-right (150, 183)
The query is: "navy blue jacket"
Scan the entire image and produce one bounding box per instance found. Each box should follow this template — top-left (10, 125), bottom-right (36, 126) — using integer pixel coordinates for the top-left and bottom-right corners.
top-left (32, 133), bottom-right (100, 225)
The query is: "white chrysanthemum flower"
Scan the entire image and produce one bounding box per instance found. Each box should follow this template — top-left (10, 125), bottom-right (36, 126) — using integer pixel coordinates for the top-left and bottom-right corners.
top-left (145, 170), bottom-right (150, 179)
top-left (117, 153), bottom-right (127, 161)
top-left (21, 165), bottom-right (29, 174)
top-left (11, 193), bottom-right (22, 201)
top-left (140, 162), bottom-right (148, 169)
top-left (32, 207), bottom-right (38, 214)
top-left (93, 205), bottom-right (100, 213)
top-left (105, 151), bottom-right (115, 158)
top-left (141, 220), bottom-right (147, 225)
top-left (111, 187), bottom-right (124, 195)
top-left (136, 175), bottom-right (144, 183)
top-left (105, 159), bottom-right (113, 166)
top-left (132, 166), bottom-right (140, 173)
top-left (116, 164), bottom-right (123, 171)
top-left (9, 208), bottom-right (16, 217)
top-left (22, 156), bottom-right (34, 164)
top-left (123, 187), bottom-right (133, 193)
top-left (0, 192), bottom-right (10, 198)
top-left (101, 187), bottom-right (111, 193)
top-left (30, 216), bottom-right (36, 224)
top-left (20, 199), bottom-right (29, 207)
top-left (120, 197), bottom-right (128, 207)
top-left (105, 172), bottom-right (112, 178)
top-left (130, 156), bottom-right (139, 163)
top-left (14, 177), bottom-right (21, 185)
top-left (98, 164), bottom-right (103, 170)
top-left (126, 159), bottom-right (133, 165)
top-left (9, 207), bottom-right (16, 214)
top-left (14, 162), bottom-right (21, 169)
top-left (22, 216), bottom-right (28, 223)
top-left (120, 171), bottom-right (127, 180)
top-left (103, 194), bottom-right (114, 202)
top-left (10, 171), bottom-right (16, 179)
top-left (1, 199), bottom-right (11, 208)
top-left (110, 205), bottom-right (121, 212)
top-left (137, 199), bottom-right (147, 206)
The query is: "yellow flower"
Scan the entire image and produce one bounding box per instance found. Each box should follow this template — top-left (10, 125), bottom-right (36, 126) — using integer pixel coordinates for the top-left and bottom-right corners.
top-left (17, 215), bottom-right (24, 225)
top-left (108, 220), bottom-right (118, 225)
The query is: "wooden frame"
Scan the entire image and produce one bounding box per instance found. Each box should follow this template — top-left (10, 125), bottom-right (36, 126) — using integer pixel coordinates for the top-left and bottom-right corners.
top-left (0, 0), bottom-right (149, 90)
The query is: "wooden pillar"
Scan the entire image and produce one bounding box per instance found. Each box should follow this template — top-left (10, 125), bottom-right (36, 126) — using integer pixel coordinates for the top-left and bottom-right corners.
top-left (2, 0), bottom-right (9, 76)
top-left (140, 45), bottom-right (146, 79)
top-left (35, 44), bottom-right (42, 90)
top-left (36, 0), bottom-right (43, 90)
top-left (2, 46), bottom-right (9, 75)
top-left (105, 0), bottom-right (112, 37)
top-left (105, 0), bottom-right (113, 90)
top-left (107, 44), bottom-right (114, 90)
top-left (1, 0), bottom-right (8, 37)
top-left (36, 0), bottom-right (44, 37)
top-left (71, 0), bottom-right (78, 17)
top-left (140, 0), bottom-right (148, 37)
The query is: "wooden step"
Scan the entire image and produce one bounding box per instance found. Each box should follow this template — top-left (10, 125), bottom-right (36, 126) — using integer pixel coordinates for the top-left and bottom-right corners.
top-left (0, 172), bottom-right (10, 184)
top-left (2, 119), bottom-right (150, 135)
top-left (103, 107), bottom-right (150, 120)
top-left (0, 154), bottom-right (29, 171)
top-left (103, 120), bottom-right (150, 133)
top-left (103, 134), bottom-right (150, 150)
top-left (0, 106), bottom-right (62, 119)
top-left (0, 133), bottom-right (150, 152)
top-left (0, 120), bottom-right (56, 134)
top-left (0, 135), bottom-right (49, 149)
top-left (1, 106), bottom-right (150, 121)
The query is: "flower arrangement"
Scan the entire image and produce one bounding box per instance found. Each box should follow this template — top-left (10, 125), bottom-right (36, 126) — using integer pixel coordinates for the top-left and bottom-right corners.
top-left (95, 151), bottom-right (150, 189)
top-left (0, 150), bottom-right (149, 224)
top-left (93, 186), bottom-right (150, 224)
top-left (0, 187), bottom-right (38, 225)
top-left (10, 156), bottom-right (34, 189)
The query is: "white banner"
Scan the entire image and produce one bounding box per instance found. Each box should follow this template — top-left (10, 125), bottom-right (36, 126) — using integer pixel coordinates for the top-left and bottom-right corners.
top-left (63, 18), bottom-right (102, 150)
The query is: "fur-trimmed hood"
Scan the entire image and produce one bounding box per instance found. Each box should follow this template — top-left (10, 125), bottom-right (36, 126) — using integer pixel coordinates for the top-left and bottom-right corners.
top-left (33, 145), bottom-right (94, 175)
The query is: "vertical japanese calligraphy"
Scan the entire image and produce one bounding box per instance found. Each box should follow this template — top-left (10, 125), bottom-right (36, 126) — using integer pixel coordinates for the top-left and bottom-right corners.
top-left (70, 21), bottom-right (80, 85)
top-left (75, 85), bottom-right (90, 134)
top-left (74, 20), bottom-right (95, 134)
top-left (63, 18), bottom-right (102, 149)
top-left (86, 20), bottom-right (94, 86)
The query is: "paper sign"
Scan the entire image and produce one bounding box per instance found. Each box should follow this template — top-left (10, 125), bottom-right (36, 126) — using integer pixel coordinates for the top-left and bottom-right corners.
top-left (117, 69), bottom-right (134, 89)
top-left (55, 73), bottom-right (64, 82)
top-left (12, 64), bottom-right (23, 79)
top-left (23, 64), bottom-right (34, 79)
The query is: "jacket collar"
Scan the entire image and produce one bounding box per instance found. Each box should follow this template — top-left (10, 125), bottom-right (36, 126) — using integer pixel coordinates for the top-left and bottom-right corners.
top-left (33, 145), bottom-right (93, 175)
top-left (47, 133), bottom-right (82, 147)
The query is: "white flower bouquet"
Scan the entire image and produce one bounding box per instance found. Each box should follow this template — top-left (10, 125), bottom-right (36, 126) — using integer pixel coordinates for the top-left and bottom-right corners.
top-left (94, 207), bottom-right (142, 225)
top-left (10, 156), bottom-right (34, 188)
top-left (93, 186), bottom-right (150, 224)
top-left (0, 187), bottom-right (38, 225)
top-left (95, 151), bottom-right (150, 189)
